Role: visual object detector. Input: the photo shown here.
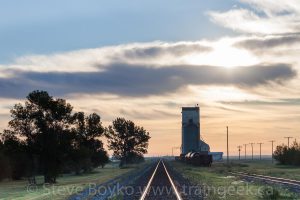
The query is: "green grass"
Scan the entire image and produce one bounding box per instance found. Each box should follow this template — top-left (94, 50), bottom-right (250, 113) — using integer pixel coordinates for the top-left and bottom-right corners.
top-left (0, 163), bottom-right (143, 200)
top-left (220, 160), bottom-right (300, 180)
top-left (172, 161), bottom-right (300, 200)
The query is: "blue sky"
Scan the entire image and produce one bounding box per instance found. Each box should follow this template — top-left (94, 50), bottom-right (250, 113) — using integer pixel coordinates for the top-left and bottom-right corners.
top-left (1, 0), bottom-right (300, 155)
top-left (0, 0), bottom-right (238, 63)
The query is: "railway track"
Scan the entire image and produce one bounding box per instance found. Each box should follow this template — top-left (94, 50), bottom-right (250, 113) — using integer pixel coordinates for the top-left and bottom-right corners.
top-left (139, 160), bottom-right (183, 200)
top-left (230, 171), bottom-right (300, 192)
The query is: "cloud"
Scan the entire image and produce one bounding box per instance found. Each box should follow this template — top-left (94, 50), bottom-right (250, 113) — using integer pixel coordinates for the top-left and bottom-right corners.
top-left (220, 98), bottom-right (300, 106)
top-left (0, 41), bottom-right (212, 75)
top-left (239, 0), bottom-right (300, 16)
top-left (0, 63), bottom-right (296, 98)
top-left (118, 42), bottom-right (212, 59)
top-left (208, 0), bottom-right (300, 34)
top-left (235, 35), bottom-right (300, 50)
top-left (215, 106), bottom-right (246, 113)
top-left (119, 108), bottom-right (178, 120)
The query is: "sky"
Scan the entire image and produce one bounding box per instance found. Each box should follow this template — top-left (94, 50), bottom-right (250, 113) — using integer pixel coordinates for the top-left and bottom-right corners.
top-left (0, 0), bottom-right (300, 156)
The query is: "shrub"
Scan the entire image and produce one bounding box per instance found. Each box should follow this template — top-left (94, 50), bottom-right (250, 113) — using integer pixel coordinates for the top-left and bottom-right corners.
top-left (274, 141), bottom-right (300, 166)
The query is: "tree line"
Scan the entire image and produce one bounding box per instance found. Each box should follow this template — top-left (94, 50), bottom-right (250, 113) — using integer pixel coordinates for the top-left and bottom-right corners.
top-left (0, 91), bottom-right (150, 183)
top-left (274, 141), bottom-right (300, 166)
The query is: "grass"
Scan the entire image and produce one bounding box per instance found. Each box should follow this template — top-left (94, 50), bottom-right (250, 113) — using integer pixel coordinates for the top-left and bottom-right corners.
top-left (0, 162), bottom-right (144, 200)
top-left (220, 160), bottom-right (300, 181)
top-left (1, 160), bottom-right (299, 200)
top-left (172, 160), bottom-right (300, 200)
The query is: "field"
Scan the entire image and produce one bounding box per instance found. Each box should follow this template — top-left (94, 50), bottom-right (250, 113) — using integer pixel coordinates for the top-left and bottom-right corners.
top-left (172, 160), bottom-right (300, 200)
top-left (2, 160), bottom-right (300, 200)
top-left (0, 162), bottom-right (140, 200)
top-left (224, 160), bottom-right (300, 180)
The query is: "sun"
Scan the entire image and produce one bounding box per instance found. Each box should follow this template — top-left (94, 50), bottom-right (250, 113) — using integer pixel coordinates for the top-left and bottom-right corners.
top-left (184, 39), bottom-right (259, 68)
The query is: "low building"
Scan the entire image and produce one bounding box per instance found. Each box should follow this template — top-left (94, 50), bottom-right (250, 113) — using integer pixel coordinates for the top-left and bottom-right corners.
top-left (199, 140), bottom-right (210, 152)
top-left (209, 152), bottom-right (223, 161)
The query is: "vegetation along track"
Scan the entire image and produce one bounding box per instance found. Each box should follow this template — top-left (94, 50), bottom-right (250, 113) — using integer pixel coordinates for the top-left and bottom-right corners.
top-left (230, 171), bottom-right (300, 193)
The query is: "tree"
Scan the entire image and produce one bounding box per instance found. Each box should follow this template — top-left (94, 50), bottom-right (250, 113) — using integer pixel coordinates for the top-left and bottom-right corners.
top-left (1, 90), bottom-right (110, 183)
top-left (71, 112), bottom-right (109, 172)
top-left (0, 139), bottom-right (10, 181)
top-left (4, 101), bottom-right (38, 182)
top-left (92, 149), bottom-right (109, 168)
top-left (274, 141), bottom-right (300, 165)
top-left (4, 90), bottom-right (73, 183)
top-left (0, 133), bottom-right (30, 180)
top-left (106, 118), bottom-right (150, 167)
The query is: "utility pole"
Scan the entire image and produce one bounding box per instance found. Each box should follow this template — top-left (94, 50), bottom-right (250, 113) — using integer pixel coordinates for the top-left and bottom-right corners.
top-left (257, 143), bottom-right (263, 160)
top-left (284, 137), bottom-right (293, 148)
top-left (243, 144), bottom-right (248, 160)
top-left (172, 147), bottom-right (180, 157)
top-left (269, 140), bottom-right (275, 163)
top-left (227, 126), bottom-right (229, 164)
top-left (249, 143), bottom-right (255, 160)
top-left (237, 145), bottom-right (242, 160)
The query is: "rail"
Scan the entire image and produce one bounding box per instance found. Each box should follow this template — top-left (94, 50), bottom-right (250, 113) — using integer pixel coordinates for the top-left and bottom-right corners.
top-left (139, 160), bottom-right (182, 200)
top-left (230, 171), bottom-right (300, 188)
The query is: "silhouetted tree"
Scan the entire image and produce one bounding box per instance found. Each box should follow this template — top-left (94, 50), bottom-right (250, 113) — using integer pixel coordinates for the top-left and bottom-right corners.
top-left (1, 90), bottom-right (110, 183)
top-left (274, 141), bottom-right (300, 165)
top-left (0, 133), bottom-right (30, 180)
top-left (4, 90), bottom-right (73, 183)
top-left (0, 139), bottom-right (10, 181)
top-left (71, 112), bottom-right (109, 173)
top-left (92, 149), bottom-right (109, 168)
top-left (106, 118), bottom-right (150, 167)
top-left (3, 100), bottom-right (38, 182)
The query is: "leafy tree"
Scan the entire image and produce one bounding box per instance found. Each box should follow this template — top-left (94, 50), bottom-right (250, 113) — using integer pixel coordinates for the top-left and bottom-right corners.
top-left (69, 146), bottom-right (91, 174)
top-left (72, 112), bottom-right (109, 172)
top-left (1, 90), bottom-right (110, 183)
top-left (106, 118), bottom-right (150, 167)
top-left (4, 90), bottom-right (73, 183)
top-left (0, 133), bottom-right (30, 180)
top-left (0, 140), bottom-right (10, 181)
top-left (274, 141), bottom-right (300, 165)
top-left (92, 149), bottom-right (109, 168)
top-left (4, 101), bottom-right (38, 182)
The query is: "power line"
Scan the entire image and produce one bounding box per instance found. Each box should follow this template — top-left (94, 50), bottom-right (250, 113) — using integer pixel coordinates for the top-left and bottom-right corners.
top-left (269, 140), bottom-right (275, 164)
top-left (249, 143), bottom-right (255, 160)
top-left (243, 144), bottom-right (248, 160)
top-left (237, 145), bottom-right (242, 160)
top-left (227, 126), bottom-right (229, 164)
top-left (257, 143), bottom-right (263, 160)
top-left (172, 147), bottom-right (180, 156)
top-left (284, 137), bottom-right (293, 148)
